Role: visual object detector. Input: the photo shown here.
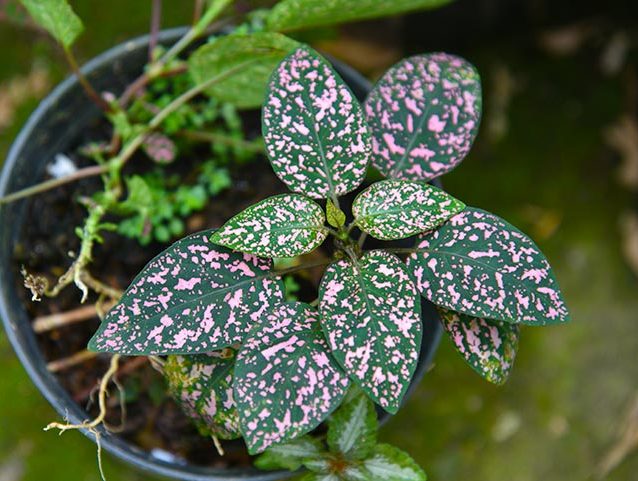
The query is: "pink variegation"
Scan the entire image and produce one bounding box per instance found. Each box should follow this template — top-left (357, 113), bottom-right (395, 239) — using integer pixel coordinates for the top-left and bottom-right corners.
top-left (262, 46), bottom-right (371, 200)
top-left (407, 208), bottom-right (570, 325)
top-left (142, 132), bottom-right (176, 164)
top-left (210, 194), bottom-right (327, 258)
top-left (234, 302), bottom-right (350, 454)
top-left (365, 53), bottom-right (481, 181)
top-left (352, 179), bottom-right (465, 240)
top-left (88, 230), bottom-right (284, 355)
top-left (319, 251), bottom-right (422, 413)
top-left (164, 349), bottom-right (241, 439)
top-left (437, 307), bottom-right (519, 384)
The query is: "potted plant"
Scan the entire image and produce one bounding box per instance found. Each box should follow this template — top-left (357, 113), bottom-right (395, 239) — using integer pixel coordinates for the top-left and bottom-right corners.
top-left (0, 0), bottom-right (570, 480)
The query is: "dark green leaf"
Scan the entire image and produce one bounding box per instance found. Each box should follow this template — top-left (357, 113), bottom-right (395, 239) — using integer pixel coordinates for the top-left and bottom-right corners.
top-left (189, 32), bottom-right (299, 109)
top-left (20, 0), bottom-right (83, 48)
top-left (327, 392), bottom-right (378, 459)
top-left (437, 307), bottom-right (519, 385)
top-left (352, 179), bottom-right (465, 240)
top-left (319, 251), bottom-right (422, 413)
top-left (363, 444), bottom-right (427, 481)
top-left (406, 207), bottom-right (570, 325)
top-left (164, 350), bottom-right (240, 439)
top-left (88, 230), bottom-right (284, 354)
top-left (255, 435), bottom-right (324, 471)
top-left (365, 53), bottom-right (481, 181)
top-left (265, 0), bottom-right (452, 32)
top-left (211, 194), bottom-right (328, 258)
top-left (234, 302), bottom-right (350, 453)
top-left (263, 46), bottom-right (371, 200)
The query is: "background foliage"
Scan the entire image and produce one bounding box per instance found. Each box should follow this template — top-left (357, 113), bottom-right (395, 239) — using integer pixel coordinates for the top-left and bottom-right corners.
top-left (1, 0), bottom-right (638, 480)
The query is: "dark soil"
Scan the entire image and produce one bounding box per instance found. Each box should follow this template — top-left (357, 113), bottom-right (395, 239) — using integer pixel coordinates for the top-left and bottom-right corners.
top-left (10, 108), bottom-right (328, 467)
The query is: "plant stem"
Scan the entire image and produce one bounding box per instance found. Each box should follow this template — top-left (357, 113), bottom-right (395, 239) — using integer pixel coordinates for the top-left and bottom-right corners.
top-left (273, 259), bottom-right (333, 277)
top-left (63, 48), bottom-right (111, 113)
top-left (149, 0), bottom-right (163, 61)
top-left (358, 232), bottom-right (368, 249)
top-left (0, 164), bottom-right (107, 205)
top-left (157, 0), bottom-right (234, 67)
top-left (118, 64), bottom-right (187, 108)
top-left (1, 60), bottom-right (258, 207)
top-left (378, 247), bottom-right (423, 255)
top-left (117, 58), bottom-right (262, 169)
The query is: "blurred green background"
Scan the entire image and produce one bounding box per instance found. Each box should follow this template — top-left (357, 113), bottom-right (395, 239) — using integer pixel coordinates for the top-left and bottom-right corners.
top-left (1, 1), bottom-right (638, 480)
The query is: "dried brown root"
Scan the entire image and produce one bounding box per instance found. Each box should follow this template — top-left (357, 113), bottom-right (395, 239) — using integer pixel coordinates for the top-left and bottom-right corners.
top-left (44, 354), bottom-right (121, 481)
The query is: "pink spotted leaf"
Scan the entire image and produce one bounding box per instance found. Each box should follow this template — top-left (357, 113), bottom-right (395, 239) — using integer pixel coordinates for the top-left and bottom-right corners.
top-left (437, 307), bottom-right (519, 385)
top-left (365, 53), bottom-right (482, 181)
top-left (142, 132), bottom-right (176, 164)
top-left (234, 302), bottom-right (350, 454)
top-left (262, 46), bottom-right (371, 200)
top-left (210, 194), bottom-right (328, 258)
top-left (88, 230), bottom-right (284, 355)
top-left (352, 179), bottom-right (465, 240)
top-left (319, 251), bottom-right (422, 414)
top-left (406, 207), bottom-right (570, 325)
top-left (164, 349), bottom-right (241, 439)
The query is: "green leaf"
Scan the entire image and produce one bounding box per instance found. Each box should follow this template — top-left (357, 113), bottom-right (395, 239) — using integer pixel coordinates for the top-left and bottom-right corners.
top-left (301, 474), bottom-right (339, 481)
top-left (319, 251), bottom-right (422, 413)
top-left (189, 32), bottom-right (300, 109)
top-left (342, 465), bottom-right (372, 481)
top-left (365, 53), bottom-right (482, 181)
top-left (406, 207), bottom-right (570, 325)
top-left (303, 456), bottom-right (332, 473)
top-left (352, 179), bottom-right (465, 240)
top-left (164, 350), bottom-right (240, 439)
top-left (255, 435), bottom-right (324, 471)
top-left (436, 307), bottom-right (519, 385)
top-left (327, 392), bottom-right (378, 460)
top-left (263, 46), bottom-right (371, 200)
top-left (121, 175), bottom-right (153, 210)
top-left (326, 199), bottom-right (346, 228)
top-left (211, 194), bottom-right (328, 258)
top-left (20, 0), bottom-right (83, 48)
top-left (363, 444), bottom-right (427, 481)
top-left (88, 230), bottom-right (285, 355)
top-left (265, 0), bottom-right (451, 32)
top-left (234, 302), bottom-right (350, 454)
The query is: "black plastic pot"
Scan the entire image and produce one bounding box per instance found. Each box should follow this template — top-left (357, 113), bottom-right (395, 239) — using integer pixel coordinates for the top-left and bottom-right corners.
top-left (0, 28), bottom-right (442, 480)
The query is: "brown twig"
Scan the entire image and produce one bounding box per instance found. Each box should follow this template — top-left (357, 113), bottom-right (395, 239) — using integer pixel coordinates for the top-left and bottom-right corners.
top-left (47, 349), bottom-right (98, 373)
top-left (63, 48), bottom-right (111, 113)
top-left (193, 0), bottom-right (204, 24)
top-left (33, 305), bottom-right (98, 333)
